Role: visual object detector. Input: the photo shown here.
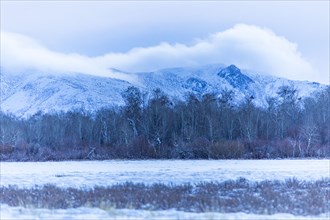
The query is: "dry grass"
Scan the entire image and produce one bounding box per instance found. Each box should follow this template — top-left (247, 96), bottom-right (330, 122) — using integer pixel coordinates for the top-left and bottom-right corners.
top-left (1, 178), bottom-right (329, 215)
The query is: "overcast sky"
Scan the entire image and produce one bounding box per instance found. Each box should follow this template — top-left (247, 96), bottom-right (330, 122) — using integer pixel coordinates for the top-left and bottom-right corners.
top-left (1, 1), bottom-right (329, 84)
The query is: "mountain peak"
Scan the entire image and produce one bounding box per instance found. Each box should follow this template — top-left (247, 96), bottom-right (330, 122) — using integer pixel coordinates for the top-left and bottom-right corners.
top-left (218, 65), bottom-right (254, 89)
top-left (218, 64), bottom-right (242, 77)
top-left (227, 64), bottom-right (241, 73)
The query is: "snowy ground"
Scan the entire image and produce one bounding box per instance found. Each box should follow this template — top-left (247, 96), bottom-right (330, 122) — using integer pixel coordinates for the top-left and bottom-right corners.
top-left (1, 159), bottom-right (329, 219)
top-left (1, 204), bottom-right (329, 220)
top-left (1, 159), bottom-right (329, 188)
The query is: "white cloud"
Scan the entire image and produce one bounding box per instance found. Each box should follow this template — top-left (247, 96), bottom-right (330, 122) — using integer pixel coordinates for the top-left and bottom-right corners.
top-left (0, 31), bottom-right (136, 83)
top-left (1, 24), bottom-right (325, 84)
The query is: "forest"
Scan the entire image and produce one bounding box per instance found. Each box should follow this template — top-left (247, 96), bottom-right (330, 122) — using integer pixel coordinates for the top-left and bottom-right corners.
top-left (1, 85), bottom-right (329, 161)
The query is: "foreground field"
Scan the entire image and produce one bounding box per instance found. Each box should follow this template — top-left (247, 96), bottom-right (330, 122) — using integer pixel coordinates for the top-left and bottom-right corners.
top-left (0, 159), bottom-right (329, 219)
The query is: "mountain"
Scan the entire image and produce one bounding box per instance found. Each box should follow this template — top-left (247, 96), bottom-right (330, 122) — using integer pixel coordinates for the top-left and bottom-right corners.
top-left (0, 64), bottom-right (326, 117)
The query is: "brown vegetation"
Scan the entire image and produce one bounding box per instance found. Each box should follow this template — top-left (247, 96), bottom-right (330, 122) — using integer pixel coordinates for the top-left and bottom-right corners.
top-left (1, 178), bottom-right (329, 215)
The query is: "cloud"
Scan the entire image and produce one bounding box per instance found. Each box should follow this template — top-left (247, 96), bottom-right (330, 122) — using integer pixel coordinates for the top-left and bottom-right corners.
top-left (0, 24), bottom-right (324, 83)
top-left (0, 31), bottom-right (136, 83)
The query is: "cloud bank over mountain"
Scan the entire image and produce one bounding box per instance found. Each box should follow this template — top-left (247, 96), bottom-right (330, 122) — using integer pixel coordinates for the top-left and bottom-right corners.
top-left (1, 24), bottom-right (325, 84)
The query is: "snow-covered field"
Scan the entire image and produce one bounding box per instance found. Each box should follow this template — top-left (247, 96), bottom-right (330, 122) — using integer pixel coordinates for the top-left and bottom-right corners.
top-left (1, 159), bottom-right (329, 188)
top-left (1, 204), bottom-right (328, 220)
top-left (1, 159), bottom-right (329, 219)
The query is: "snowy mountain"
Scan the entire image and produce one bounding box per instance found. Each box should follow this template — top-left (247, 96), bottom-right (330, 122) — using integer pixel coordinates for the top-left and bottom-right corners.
top-left (0, 64), bottom-right (326, 117)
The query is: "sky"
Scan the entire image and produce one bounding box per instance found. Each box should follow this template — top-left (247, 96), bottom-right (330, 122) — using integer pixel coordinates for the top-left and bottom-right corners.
top-left (1, 1), bottom-right (329, 84)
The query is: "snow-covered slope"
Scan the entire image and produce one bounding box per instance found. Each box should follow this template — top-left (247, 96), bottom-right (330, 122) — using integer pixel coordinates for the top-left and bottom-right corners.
top-left (1, 71), bottom-right (132, 116)
top-left (0, 64), bottom-right (326, 117)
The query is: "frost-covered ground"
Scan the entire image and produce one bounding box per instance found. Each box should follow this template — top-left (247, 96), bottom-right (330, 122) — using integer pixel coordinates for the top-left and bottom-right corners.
top-left (1, 159), bottom-right (329, 219)
top-left (1, 160), bottom-right (329, 188)
top-left (1, 204), bottom-right (328, 220)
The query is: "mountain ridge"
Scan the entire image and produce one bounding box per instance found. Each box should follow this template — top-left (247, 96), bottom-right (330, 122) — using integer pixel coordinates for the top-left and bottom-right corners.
top-left (0, 64), bottom-right (326, 117)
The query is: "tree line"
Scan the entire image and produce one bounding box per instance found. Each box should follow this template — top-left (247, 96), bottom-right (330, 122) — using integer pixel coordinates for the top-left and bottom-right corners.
top-left (1, 85), bottom-right (329, 161)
